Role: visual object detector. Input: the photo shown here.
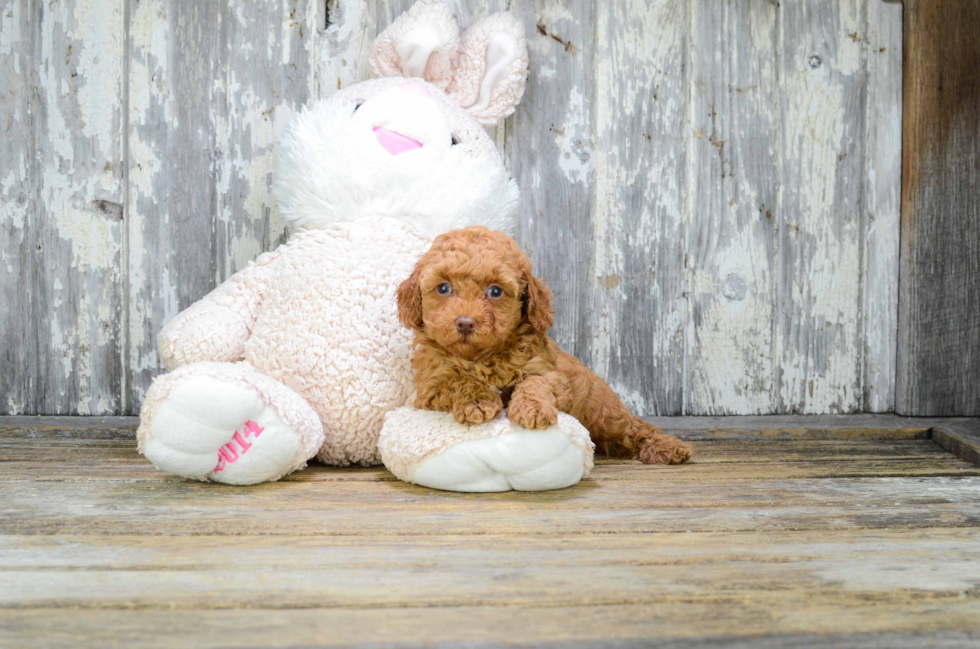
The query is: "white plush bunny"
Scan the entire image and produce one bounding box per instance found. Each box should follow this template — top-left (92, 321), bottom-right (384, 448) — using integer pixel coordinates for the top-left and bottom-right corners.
top-left (137, 0), bottom-right (593, 489)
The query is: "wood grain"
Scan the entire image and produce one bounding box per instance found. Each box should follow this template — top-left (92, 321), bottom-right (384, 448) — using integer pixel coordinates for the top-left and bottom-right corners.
top-left (591, 0), bottom-right (689, 415)
top-left (0, 1), bottom-right (918, 417)
top-left (777, 0), bottom-right (865, 414)
top-left (932, 420), bottom-right (980, 467)
top-left (213, 0), bottom-right (317, 280)
top-left (687, 0), bottom-right (778, 414)
top-left (2, 424), bottom-right (980, 646)
top-left (125, 0), bottom-right (223, 410)
top-left (862, 0), bottom-right (903, 412)
top-left (1, 607), bottom-right (978, 649)
top-left (31, 0), bottom-right (126, 415)
top-left (0, 0), bottom-right (37, 415)
top-left (125, 0), bottom-right (318, 413)
top-left (897, 0), bottom-right (980, 416)
top-left (509, 0), bottom-right (596, 367)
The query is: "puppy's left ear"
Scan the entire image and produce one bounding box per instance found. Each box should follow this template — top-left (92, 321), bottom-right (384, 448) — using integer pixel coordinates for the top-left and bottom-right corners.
top-left (397, 261), bottom-right (425, 331)
top-left (522, 269), bottom-right (554, 333)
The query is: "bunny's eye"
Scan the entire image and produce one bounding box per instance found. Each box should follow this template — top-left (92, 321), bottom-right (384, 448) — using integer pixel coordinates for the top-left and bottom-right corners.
top-left (353, 101), bottom-right (364, 115)
top-left (487, 285), bottom-right (503, 299)
top-left (451, 134), bottom-right (461, 146)
top-left (437, 283), bottom-right (452, 295)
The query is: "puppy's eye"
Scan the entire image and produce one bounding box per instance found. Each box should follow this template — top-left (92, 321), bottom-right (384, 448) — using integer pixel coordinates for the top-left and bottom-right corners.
top-left (353, 101), bottom-right (364, 115)
top-left (487, 285), bottom-right (503, 299)
top-left (451, 134), bottom-right (461, 146)
top-left (436, 282), bottom-right (452, 296)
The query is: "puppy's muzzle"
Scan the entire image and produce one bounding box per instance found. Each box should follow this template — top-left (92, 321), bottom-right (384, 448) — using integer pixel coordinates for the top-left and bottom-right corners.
top-left (455, 317), bottom-right (477, 336)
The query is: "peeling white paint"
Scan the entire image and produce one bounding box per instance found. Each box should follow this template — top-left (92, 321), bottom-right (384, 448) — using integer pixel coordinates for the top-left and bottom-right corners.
top-left (2, 0), bottom-right (905, 417)
top-left (556, 86), bottom-right (593, 186)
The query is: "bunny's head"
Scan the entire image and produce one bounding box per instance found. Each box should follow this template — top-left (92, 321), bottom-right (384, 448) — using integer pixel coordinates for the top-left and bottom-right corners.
top-left (273, 1), bottom-right (528, 239)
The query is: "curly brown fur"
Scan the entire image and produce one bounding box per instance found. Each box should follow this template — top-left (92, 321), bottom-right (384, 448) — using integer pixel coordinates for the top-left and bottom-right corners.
top-left (396, 226), bottom-right (692, 465)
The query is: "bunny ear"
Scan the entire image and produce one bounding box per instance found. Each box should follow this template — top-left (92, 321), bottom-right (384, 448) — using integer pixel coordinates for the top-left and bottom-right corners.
top-left (369, 0), bottom-right (460, 90)
top-left (447, 12), bottom-right (529, 126)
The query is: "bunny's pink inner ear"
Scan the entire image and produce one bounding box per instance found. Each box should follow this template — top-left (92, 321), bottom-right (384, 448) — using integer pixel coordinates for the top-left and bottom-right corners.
top-left (369, 0), bottom-right (460, 90)
top-left (447, 12), bottom-right (529, 126)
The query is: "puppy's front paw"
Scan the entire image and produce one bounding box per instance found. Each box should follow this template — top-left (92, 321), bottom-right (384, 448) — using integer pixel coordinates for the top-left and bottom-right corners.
top-left (452, 393), bottom-right (503, 425)
top-left (507, 396), bottom-right (559, 430)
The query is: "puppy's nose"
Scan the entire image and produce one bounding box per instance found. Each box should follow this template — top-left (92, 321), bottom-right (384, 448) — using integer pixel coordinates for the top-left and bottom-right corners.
top-left (455, 317), bottom-right (477, 336)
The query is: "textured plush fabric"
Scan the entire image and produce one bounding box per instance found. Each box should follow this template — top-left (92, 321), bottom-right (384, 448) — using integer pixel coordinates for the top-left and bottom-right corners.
top-left (138, 361), bottom-right (325, 484)
top-left (151, 217), bottom-right (432, 469)
top-left (370, 0), bottom-right (459, 89)
top-left (446, 12), bottom-right (529, 125)
top-left (369, 2), bottom-right (528, 127)
top-left (137, 1), bottom-right (576, 490)
top-left (242, 219), bottom-right (432, 466)
top-left (272, 78), bottom-right (518, 239)
top-left (379, 408), bottom-right (594, 492)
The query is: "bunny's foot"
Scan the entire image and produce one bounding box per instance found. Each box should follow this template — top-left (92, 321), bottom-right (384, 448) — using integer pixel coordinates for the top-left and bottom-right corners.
top-left (138, 362), bottom-right (324, 485)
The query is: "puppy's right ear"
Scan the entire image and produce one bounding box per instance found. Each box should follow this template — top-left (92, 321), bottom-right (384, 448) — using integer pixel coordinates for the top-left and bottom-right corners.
top-left (397, 261), bottom-right (425, 331)
top-left (522, 270), bottom-right (554, 333)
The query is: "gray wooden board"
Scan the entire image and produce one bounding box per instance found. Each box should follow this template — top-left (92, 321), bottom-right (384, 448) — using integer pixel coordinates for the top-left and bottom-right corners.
top-left (1, 0), bottom-right (127, 415)
top-left (932, 420), bottom-right (980, 467)
top-left (1, 1), bottom-right (909, 417)
top-left (126, 0), bottom-right (318, 412)
top-left (1, 429), bottom-right (980, 645)
top-left (897, 0), bottom-right (980, 416)
top-left (777, 0), bottom-right (864, 415)
top-left (509, 0), bottom-right (596, 370)
top-left (0, 0), bottom-right (37, 415)
top-left (862, 0), bottom-right (903, 413)
top-left (126, 0), bottom-right (224, 410)
top-left (4, 416), bottom-right (980, 460)
top-left (590, 0), bottom-right (689, 416)
top-left (688, 0), bottom-right (778, 415)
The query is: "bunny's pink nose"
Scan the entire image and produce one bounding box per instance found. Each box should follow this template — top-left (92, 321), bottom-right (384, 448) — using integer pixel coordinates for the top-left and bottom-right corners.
top-left (374, 127), bottom-right (422, 155)
top-left (372, 82), bottom-right (431, 155)
top-left (401, 81), bottom-right (432, 99)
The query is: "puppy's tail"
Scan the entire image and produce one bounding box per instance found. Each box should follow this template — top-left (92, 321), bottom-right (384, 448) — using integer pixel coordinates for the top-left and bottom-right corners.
top-left (559, 349), bottom-right (692, 465)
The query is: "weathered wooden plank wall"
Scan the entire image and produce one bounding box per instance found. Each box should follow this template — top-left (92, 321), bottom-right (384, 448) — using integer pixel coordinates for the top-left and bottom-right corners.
top-left (1, 0), bottom-right (126, 415)
top-left (897, 0), bottom-right (980, 416)
top-left (1, 0), bottom-right (905, 416)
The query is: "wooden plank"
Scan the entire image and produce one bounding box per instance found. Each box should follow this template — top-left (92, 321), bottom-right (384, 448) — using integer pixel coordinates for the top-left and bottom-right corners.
top-left (645, 414), bottom-right (936, 440)
top-left (0, 0), bottom-right (37, 415)
top-left (0, 437), bottom-right (957, 463)
top-left (1, 604), bottom-right (978, 648)
top-left (897, 0), bottom-right (980, 416)
top-left (686, 0), bottom-right (778, 415)
top-left (5, 455), bottom-right (978, 483)
top-left (2, 414), bottom-right (973, 441)
top-left (33, 0), bottom-right (126, 414)
top-left (4, 472), bottom-right (980, 536)
top-left (931, 420), bottom-right (980, 467)
top-left (861, 1), bottom-right (903, 412)
top-left (776, 0), bottom-right (866, 414)
top-left (3, 527), bottom-right (976, 569)
top-left (125, 0), bottom-right (223, 411)
top-left (509, 1), bottom-right (596, 364)
top-left (212, 0), bottom-right (317, 281)
top-left (0, 415), bottom-right (137, 438)
top-left (4, 439), bottom-right (977, 482)
top-left (589, 0), bottom-right (689, 415)
top-left (3, 527), bottom-right (980, 610)
top-left (315, 1), bottom-right (394, 97)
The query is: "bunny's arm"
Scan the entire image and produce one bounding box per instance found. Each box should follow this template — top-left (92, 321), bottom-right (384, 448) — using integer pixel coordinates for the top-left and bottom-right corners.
top-left (158, 248), bottom-right (282, 370)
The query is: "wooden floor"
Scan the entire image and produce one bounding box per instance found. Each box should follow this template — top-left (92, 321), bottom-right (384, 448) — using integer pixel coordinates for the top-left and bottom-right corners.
top-left (2, 417), bottom-right (980, 648)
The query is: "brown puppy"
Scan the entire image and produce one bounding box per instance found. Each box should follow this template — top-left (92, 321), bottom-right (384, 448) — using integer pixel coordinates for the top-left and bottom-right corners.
top-left (396, 226), bottom-right (692, 465)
